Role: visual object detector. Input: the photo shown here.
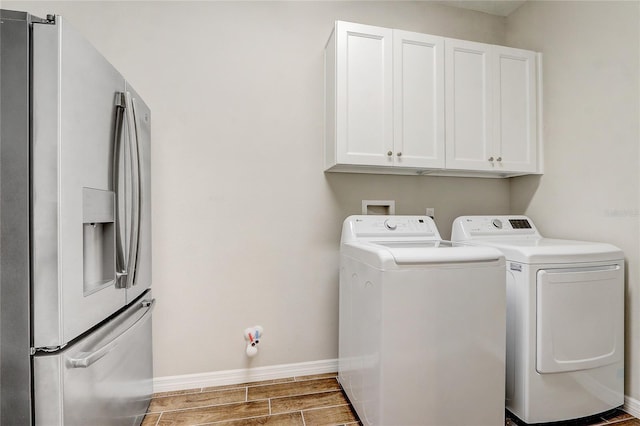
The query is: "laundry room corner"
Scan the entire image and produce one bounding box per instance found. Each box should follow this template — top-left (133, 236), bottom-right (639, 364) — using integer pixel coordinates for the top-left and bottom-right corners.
top-left (507, 0), bottom-right (640, 409)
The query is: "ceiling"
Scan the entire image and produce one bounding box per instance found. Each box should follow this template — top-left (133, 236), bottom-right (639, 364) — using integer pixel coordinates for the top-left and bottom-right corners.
top-left (433, 0), bottom-right (527, 17)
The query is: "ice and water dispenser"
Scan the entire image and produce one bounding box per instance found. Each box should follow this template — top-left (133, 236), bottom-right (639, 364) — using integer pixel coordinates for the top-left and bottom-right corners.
top-left (82, 187), bottom-right (116, 295)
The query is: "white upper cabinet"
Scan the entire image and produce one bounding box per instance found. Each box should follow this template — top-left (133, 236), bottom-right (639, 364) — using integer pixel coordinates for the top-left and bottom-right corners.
top-left (393, 30), bottom-right (445, 169)
top-left (492, 46), bottom-right (538, 174)
top-left (325, 21), bottom-right (393, 169)
top-left (445, 40), bottom-right (539, 174)
top-left (325, 21), bottom-right (542, 177)
top-left (325, 22), bottom-right (445, 172)
top-left (445, 39), bottom-right (493, 171)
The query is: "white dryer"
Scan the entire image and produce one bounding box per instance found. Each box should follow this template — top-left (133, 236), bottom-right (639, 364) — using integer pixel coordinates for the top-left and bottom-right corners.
top-left (451, 215), bottom-right (624, 424)
top-left (339, 215), bottom-right (506, 426)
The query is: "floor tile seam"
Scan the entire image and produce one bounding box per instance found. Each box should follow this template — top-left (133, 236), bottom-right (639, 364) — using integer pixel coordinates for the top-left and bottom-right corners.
top-left (192, 411), bottom-right (303, 426)
top-left (145, 400), bottom-right (244, 415)
top-left (293, 375), bottom-right (338, 382)
top-left (148, 388), bottom-right (250, 413)
top-left (200, 384), bottom-right (250, 393)
top-left (151, 412), bottom-right (162, 426)
top-left (246, 378), bottom-right (335, 393)
top-left (158, 376), bottom-right (326, 397)
top-left (197, 377), bottom-right (297, 392)
top-left (301, 409), bottom-right (307, 426)
top-left (606, 419), bottom-right (638, 425)
top-left (299, 402), bottom-right (352, 413)
top-left (250, 387), bottom-right (344, 402)
top-left (152, 387), bottom-right (204, 398)
top-left (242, 378), bottom-right (297, 389)
top-left (272, 401), bottom-right (353, 417)
top-left (601, 416), bottom-right (633, 424)
top-left (600, 412), bottom-right (633, 422)
top-left (156, 385), bottom-right (248, 400)
top-left (148, 398), bottom-right (268, 415)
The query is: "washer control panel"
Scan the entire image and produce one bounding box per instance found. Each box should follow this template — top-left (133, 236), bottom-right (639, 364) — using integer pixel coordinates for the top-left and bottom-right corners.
top-left (343, 215), bottom-right (441, 242)
top-left (451, 215), bottom-right (540, 241)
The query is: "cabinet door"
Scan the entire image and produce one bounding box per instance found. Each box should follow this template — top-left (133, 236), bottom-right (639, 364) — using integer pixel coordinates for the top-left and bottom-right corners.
top-left (493, 46), bottom-right (538, 173)
top-left (445, 39), bottom-right (493, 171)
top-left (393, 30), bottom-right (445, 169)
top-left (335, 22), bottom-right (393, 166)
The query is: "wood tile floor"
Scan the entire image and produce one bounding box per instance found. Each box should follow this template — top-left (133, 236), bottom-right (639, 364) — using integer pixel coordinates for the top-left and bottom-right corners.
top-left (142, 372), bottom-right (640, 426)
top-left (506, 409), bottom-right (640, 426)
top-left (141, 373), bottom-right (359, 426)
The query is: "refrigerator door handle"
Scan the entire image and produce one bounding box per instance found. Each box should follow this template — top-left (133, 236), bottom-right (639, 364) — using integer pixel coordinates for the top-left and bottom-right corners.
top-left (113, 92), bottom-right (142, 290)
top-left (65, 298), bottom-right (156, 369)
top-left (124, 91), bottom-right (142, 290)
top-left (112, 93), bottom-right (127, 289)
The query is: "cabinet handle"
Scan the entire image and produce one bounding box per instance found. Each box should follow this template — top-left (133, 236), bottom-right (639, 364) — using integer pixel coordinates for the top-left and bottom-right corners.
top-left (488, 157), bottom-right (494, 162)
top-left (396, 152), bottom-right (402, 157)
top-left (496, 157), bottom-right (502, 162)
top-left (387, 151), bottom-right (393, 156)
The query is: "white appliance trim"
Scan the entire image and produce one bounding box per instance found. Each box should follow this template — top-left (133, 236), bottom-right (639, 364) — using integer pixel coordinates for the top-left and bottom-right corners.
top-left (152, 359), bottom-right (338, 394)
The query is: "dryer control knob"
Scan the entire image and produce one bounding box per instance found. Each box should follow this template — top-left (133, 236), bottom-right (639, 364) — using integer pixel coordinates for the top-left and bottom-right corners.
top-left (492, 219), bottom-right (503, 229)
top-left (384, 219), bottom-right (397, 230)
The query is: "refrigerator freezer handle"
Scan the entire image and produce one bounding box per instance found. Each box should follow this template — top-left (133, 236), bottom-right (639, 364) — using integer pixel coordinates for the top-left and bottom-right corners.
top-left (65, 298), bottom-right (156, 369)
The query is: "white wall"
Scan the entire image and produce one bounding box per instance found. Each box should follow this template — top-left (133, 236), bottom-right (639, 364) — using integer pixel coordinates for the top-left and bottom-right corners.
top-left (507, 1), bottom-right (640, 400)
top-left (5, 1), bottom-right (511, 377)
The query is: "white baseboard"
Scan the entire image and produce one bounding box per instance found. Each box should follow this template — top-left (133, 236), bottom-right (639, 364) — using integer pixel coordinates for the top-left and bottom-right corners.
top-left (624, 395), bottom-right (640, 418)
top-left (153, 359), bottom-right (338, 394)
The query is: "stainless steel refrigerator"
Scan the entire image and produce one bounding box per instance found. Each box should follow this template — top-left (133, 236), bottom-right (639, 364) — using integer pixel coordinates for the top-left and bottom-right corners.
top-left (1, 10), bottom-right (154, 425)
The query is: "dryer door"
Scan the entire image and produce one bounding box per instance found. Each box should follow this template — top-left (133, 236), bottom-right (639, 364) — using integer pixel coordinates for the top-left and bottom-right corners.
top-left (536, 265), bottom-right (623, 373)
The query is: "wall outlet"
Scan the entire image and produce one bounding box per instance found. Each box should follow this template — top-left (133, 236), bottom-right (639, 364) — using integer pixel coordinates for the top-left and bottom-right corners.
top-left (426, 208), bottom-right (435, 219)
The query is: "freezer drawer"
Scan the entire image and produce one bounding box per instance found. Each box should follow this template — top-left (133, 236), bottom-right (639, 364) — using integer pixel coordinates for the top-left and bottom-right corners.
top-left (34, 292), bottom-right (155, 426)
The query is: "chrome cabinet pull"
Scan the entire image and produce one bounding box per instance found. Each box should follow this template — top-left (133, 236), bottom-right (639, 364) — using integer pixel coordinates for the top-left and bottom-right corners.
top-left (496, 157), bottom-right (502, 162)
top-left (488, 157), bottom-right (494, 162)
top-left (396, 152), bottom-right (402, 157)
top-left (387, 151), bottom-right (393, 156)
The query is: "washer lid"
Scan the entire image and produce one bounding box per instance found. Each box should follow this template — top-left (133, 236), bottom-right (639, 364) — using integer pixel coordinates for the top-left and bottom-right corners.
top-left (342, 240), bottom-right (504, 267)
top-left (472, 238), bottom-right (623, 264)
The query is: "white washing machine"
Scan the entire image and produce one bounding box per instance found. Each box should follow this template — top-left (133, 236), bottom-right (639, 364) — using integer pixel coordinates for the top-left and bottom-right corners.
top-left (451, 215), bottom-right (625, 424)
top-left (339, 215), bottom-right (506, 426)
